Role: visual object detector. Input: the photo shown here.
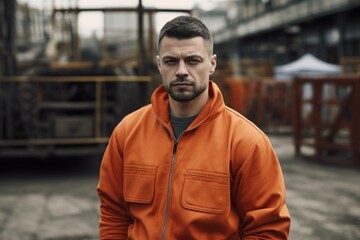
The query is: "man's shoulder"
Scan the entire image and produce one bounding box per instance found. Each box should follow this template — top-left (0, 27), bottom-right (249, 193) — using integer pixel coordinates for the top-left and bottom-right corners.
top-left (113, 104), bottom-right (153, 134)
top-left (123, 104), bottom-right (153, 123)
top-left (223, 106), bottom-right (265, 138)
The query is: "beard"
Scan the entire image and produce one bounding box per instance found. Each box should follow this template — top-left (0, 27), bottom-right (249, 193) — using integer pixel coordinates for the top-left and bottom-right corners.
top-left (164, 78), bottom-right (207, 102)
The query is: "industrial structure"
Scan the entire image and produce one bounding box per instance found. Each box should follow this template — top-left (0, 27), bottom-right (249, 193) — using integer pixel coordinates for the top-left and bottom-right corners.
top-left (0, 0), bottom-right (359, 166)
top-left (0, 0), bottom-right (190, 158)
top-left (199, 0), bottom-right (360, 166)
top-left (204, 0), bottom-right (360, 67)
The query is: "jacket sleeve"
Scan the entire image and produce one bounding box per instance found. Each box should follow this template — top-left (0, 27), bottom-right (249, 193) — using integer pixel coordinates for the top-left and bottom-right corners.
top-left (97, 123), bottom-right (132, 239)
top-left (232, 135), bottom-right (291, 239)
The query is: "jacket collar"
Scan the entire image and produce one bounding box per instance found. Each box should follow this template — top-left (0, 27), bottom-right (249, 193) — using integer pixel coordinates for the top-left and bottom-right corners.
top-left (151, 81), bottom-right (225, 129)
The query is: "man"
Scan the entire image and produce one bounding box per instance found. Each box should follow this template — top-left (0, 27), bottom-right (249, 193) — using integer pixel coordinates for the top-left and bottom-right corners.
top-left (97, 16), bottom-right (291, 239)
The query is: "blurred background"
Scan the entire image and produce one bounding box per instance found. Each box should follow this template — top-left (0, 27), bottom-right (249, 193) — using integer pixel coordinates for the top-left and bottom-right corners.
top-left (0, 0), bottom-right (360, 239)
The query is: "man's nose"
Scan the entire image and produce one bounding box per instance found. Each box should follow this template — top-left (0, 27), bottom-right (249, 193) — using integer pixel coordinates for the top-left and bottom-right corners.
top-left (176, 60), bottom-right (189, 77)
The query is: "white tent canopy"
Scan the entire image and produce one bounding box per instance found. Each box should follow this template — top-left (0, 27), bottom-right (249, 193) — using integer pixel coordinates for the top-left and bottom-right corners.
top-left (275, 53), bottom-right (340, 80)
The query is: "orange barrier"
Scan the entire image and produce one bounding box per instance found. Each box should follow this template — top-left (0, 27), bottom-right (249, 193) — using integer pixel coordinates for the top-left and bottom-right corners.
top-left (292, 76), bottom-right (360, 167)
top-left (220, 77), bottom-right (292, 132)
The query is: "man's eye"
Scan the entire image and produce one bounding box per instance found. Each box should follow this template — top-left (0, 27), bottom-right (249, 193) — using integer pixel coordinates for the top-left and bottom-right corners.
top-left (164, 59), bottom-right (177, 65)
top-left (188, 59), bottom-right (201, 65)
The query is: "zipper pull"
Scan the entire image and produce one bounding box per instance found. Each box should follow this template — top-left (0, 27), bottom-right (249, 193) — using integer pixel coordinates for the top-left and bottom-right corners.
top-left (173, 142), bottom-right (178, 154)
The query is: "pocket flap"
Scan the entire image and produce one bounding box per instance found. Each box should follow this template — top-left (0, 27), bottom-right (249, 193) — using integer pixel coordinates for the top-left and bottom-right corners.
top-left (124, 164), bottom-right (157, 203)
top-left (182, 170), bottom-right (229, 214)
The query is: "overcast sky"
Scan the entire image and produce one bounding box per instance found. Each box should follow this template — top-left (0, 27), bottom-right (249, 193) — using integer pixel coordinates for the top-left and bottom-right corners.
top-left (21, 0), bottom-right (220, 36)
top-left (22, 0), bottom-right (218, 10)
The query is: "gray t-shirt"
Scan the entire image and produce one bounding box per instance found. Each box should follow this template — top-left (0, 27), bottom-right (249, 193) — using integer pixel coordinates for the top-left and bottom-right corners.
top-left (170, 112), bottom-right (197, 140)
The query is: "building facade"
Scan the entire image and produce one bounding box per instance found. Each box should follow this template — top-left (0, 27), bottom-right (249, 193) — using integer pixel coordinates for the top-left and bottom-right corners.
top-left (206, 0), bottom-right (360, 67)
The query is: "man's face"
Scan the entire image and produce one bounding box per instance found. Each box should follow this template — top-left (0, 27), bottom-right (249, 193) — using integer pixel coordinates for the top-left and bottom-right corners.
top-left (157, 36), bottom-right (216, 102)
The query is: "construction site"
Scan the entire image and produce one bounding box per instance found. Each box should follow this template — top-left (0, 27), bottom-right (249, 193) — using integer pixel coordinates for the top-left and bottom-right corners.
top-left (0, 0), bottom-right (360, 239)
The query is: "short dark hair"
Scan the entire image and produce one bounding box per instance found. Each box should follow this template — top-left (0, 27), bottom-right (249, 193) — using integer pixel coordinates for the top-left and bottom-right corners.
top-left (157, 15), bottom-right (213, 55)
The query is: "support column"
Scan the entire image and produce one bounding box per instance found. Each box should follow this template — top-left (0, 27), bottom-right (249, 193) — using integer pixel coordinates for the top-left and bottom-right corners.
top-left (0, 0), bottom-right (17, 76)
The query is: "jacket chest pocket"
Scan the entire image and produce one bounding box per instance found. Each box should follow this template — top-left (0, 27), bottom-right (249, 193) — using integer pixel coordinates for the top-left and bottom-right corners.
top-left (124, 164), bottom-right (157, 204)
top-left (182, 169), bottom-right (229, 214)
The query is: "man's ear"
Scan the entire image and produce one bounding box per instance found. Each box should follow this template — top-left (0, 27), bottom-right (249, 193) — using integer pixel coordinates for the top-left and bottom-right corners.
top-left (210, 54), bottom-right (217, 75)
top-left (156, 55), bottom-right (161, 72)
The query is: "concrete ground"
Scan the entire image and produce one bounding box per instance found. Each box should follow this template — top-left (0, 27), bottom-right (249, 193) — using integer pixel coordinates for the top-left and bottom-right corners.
top-left (0, 134), bottom-right (359, 240)
top-left (270, 135), bottom-right (360, 240)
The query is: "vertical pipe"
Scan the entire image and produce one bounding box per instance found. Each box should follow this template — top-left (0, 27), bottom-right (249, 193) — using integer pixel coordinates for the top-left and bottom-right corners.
top-left (138, 0), bottom-right (147, 75)
top-left (95, 81), bottom-right (102, 138)
top-left (74, 0), bottom-right (80, 61)
top-left (312, 81), bottom-right (322, 160)
top-left (257, 80), bottom-right (265, 128)
top-left (102, 10), bottom-right (108, 61)
top-left (352, 79), bottom-right (360, 166)
top-left (292, 79), bottom-right (301, 155)
top-left (3, 0), bottom-right (17, 76)
top-left (0, 80), bottom-right (3, 139)
top-left (0, 0), bottom-right (4, 76)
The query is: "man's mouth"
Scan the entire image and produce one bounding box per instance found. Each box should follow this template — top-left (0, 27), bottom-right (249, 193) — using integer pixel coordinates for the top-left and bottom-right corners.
top-left (172, 80), bottom-right (192, 87)
top-left (174, 83), bottom-right (191, 86)
top-left (172, 83), bottom-right (193, 91)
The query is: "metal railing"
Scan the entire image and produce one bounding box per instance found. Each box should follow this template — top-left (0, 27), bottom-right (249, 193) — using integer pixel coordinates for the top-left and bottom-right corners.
top-left (0, 75), bottom-right (152, 157)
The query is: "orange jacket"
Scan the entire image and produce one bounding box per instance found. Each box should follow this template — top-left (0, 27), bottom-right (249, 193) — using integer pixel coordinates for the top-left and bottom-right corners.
top-left (97, 81), bottom-right (291, 239)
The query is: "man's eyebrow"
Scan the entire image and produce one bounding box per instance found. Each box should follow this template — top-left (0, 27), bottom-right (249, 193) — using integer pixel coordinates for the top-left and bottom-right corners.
top-left (162, 55), bottom-right (177, 59)
top-left (185, 54), bottom-right (203, 59)
top-left (161, 54), bottom-right (203, 61)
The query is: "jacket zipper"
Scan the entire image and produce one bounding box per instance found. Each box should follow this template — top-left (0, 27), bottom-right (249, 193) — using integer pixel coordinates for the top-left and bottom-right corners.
top-left (159, 121), bottom-right (200, 239)
top-left (161, 140), bottom-right (178, 240)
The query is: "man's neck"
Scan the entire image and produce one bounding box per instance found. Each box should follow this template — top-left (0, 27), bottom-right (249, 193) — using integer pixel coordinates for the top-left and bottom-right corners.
top-left (169, 93), bottom-right (209, 118)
